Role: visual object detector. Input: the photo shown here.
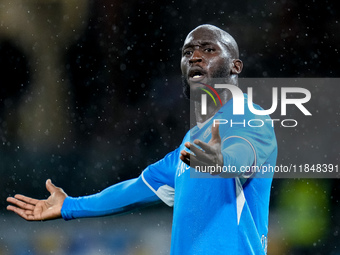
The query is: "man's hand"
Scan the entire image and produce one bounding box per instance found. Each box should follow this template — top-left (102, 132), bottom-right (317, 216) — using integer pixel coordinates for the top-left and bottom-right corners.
top-left (180, 122), bottom-right (223, 175)
top-left (6, 179), bottom-right (67, 221)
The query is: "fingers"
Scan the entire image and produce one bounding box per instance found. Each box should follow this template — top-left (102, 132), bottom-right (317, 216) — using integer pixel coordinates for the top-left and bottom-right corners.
top-left (180, 149), bottom-right (211, 169)
top-left (181, 127), bottom-right (224, 170)
top-left (180, 145), bottom-right (209, 168)
top-left (6, 180), bottom-right (61, 221)
top-left (6, 205), bottom-right (34, 221)
top-left (46, 179), bottom-right (61, 195)
top-left (46, 179), bottom-right (55, 194)
top-left (180, 149), bottom-right (191, 166)
top-left (184, 141), bottom-right (209, 157)
top-left (7, 195), bottom-right (38, 209)
top-left (193, 140), bottom-right (213, 154)
top-left (6, 200), bottom-right (35, 221)
top-left (186, 154), bottom-right (206, 169)
top-left (15, 194), bottom-right (39, 205)
top-left (180, 156), bottom-right (190, 166)
top-left (182, 142), bottom-right (206, 160)
top-left (6, 194), bottom-right (40, 221)
top-left (182, 142), bottom-right (212, 165)
top-left (211, 122), bottom-right (221, 142)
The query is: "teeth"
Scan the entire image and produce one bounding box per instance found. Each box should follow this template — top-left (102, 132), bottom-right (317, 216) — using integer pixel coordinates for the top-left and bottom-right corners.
top-left (193, 75), bottom-right (202, 78)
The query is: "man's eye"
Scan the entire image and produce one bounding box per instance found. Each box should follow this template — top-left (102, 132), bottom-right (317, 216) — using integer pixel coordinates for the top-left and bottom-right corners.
top-left (204, 48), bottom-right (214, 53)
top-left (184, 51), bottom-right (192, 56)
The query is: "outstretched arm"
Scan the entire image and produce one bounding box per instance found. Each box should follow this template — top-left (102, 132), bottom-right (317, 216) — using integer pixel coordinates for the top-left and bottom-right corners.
top-left (7, 176), bottom-right (160, 221)
top-left (61, 176), bottom-right (159, 220)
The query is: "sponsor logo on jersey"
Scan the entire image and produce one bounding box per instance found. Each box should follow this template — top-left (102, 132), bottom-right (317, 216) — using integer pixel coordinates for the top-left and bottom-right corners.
top-left (177, 161), bottom-right (190, 177)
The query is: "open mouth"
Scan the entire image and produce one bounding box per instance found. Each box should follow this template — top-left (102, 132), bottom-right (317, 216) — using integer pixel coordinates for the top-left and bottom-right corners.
top-left (188, 68), bottom-right (206, 82)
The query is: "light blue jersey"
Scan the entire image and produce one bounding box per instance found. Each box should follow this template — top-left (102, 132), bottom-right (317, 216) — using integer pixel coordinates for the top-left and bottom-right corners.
top-left (142, 94), bottom-right (277, 255)
top-left (62, 94), bottom-right (277, 255)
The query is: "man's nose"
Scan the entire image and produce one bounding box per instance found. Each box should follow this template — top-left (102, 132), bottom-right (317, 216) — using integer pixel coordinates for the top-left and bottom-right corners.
top-left (189, 50), bottom-right (202, 64)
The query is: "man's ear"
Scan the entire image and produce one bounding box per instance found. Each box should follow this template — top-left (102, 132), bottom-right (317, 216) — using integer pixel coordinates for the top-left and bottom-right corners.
top-left (230, 59), bottom-right (243, 74)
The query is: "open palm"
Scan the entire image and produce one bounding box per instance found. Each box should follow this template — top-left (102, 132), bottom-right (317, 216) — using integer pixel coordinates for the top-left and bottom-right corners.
top-left (180, 122), bottom-right (223, 175)
top-left (6, 179), bottom-right (67, 221)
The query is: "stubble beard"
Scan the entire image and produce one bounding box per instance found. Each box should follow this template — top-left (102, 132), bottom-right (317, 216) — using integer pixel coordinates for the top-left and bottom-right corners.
top-left (181, 65), bottom-right (231, 101)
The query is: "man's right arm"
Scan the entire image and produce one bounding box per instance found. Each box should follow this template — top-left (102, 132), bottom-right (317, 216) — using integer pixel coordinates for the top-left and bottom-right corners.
top-left (7, 176), bottom-right (160, 221)
top-left (7, 147), bottom-right (180, 221)
top-left (63, 146), bottom-right (181, 220)
top-left (61, 176), bottom-right (159, 220)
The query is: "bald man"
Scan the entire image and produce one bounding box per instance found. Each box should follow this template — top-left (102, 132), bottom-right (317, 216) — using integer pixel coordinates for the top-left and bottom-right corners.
top-left (7, 24), bottom-right (277, 255)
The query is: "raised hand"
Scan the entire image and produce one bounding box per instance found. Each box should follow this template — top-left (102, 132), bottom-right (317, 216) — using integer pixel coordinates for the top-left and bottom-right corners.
top-left (180, 122), bottom-right (223, 175)
top-left (6, 179), bottom-right (67, 221)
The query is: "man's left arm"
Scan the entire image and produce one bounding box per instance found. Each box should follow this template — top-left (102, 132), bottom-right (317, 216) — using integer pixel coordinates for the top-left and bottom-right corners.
top-left (179, 123), bottom-right (255, 177)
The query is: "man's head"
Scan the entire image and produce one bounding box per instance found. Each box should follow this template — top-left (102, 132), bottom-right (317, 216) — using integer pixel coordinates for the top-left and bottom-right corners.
top-left (181, 24), bottom-right (243, 100)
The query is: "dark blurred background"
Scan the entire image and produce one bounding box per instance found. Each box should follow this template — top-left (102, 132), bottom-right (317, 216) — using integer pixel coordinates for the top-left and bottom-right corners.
top-left (0, 0), bottom-right (339, 254)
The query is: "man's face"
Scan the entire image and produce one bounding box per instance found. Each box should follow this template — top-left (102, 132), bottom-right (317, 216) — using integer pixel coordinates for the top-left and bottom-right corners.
top-left (181, 27), bottom-right (232, 100)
